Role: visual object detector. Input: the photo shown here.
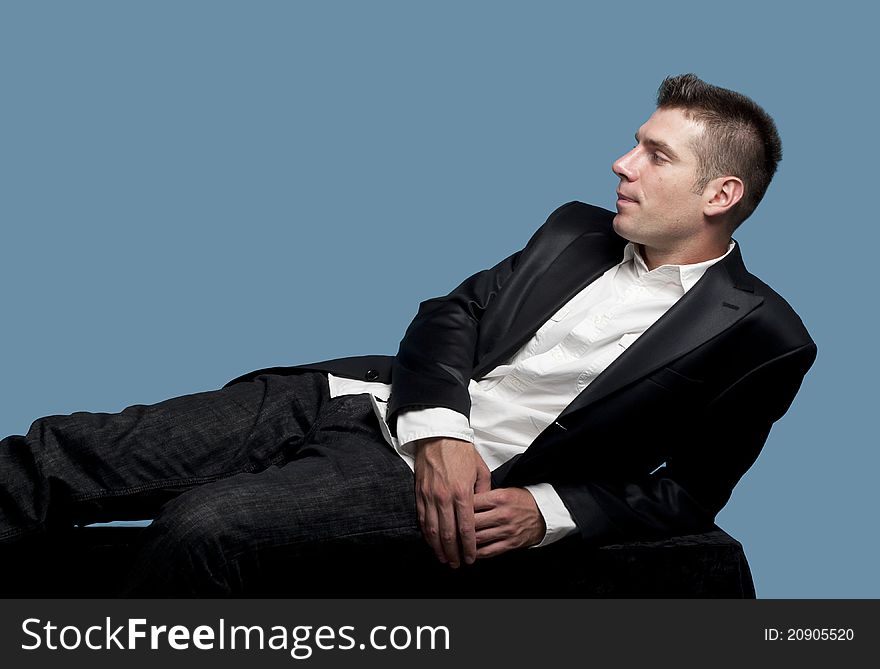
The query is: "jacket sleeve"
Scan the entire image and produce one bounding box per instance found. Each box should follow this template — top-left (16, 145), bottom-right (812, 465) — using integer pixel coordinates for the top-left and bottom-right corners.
top-left (554, 342), bottom-right (818, 544)
top-left (386, 249), bottom-right (521, 434)
top-left (386, 202), bottom-right (579, 434)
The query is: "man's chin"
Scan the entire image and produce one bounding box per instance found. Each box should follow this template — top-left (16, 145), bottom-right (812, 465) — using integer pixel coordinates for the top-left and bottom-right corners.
top-left (612, 216), bottom-right (646, 246)
top-left (611, 214), bottom-right (633, 241)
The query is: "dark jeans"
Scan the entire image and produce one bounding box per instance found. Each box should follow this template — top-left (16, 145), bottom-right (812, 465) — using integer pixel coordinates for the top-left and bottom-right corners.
top-left (0, 372), bottom-right (429, 596)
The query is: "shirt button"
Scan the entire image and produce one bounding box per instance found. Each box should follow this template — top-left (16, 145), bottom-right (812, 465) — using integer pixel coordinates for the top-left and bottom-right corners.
top-left (365, 369), bottom-right (379, 381)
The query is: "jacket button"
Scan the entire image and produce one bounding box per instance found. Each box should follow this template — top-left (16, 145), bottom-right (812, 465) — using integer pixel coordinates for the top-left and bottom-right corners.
top-left (365, 369), bottom-right (379, 381)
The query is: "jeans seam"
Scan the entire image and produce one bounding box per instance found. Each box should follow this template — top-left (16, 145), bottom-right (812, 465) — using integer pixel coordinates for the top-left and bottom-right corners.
top-left (277, 374), bottom-right (329, 455)
top-left (225, 523), bottom-right (419, 565)
top-left (312, 393), bottom-right (370, 431)
top-left (0, 526), bottom-right (31, 541)
top-left (69, 465), bottom-right (260, 502)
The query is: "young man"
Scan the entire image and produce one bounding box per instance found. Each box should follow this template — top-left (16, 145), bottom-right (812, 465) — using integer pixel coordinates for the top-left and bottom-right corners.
top-left (0, 74), bottom-right (816, 595)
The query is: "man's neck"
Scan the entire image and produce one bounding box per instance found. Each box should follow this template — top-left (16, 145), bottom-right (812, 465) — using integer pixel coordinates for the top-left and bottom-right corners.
top-left (637, 239), bottom-right (731, 271)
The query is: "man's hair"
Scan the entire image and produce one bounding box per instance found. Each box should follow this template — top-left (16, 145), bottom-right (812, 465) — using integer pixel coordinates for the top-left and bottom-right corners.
top-left (656, 73), bottom-right (782, 227)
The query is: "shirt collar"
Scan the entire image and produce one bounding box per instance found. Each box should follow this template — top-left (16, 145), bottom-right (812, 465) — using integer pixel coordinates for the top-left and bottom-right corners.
top-left (623, 241), bottom-right (737, 293)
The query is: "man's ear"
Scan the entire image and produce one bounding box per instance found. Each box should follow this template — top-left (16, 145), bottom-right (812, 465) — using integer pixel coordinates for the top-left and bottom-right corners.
top-left (703, 175), bottom-right (744, 219)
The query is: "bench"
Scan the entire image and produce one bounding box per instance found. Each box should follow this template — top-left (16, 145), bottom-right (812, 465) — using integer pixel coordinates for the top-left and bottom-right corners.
top-left (2, 523), bottom-right (756, 598)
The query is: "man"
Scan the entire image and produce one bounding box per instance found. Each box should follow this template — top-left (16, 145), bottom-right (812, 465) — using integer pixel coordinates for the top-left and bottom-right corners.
top-left (0, 74), bottom-right (816, 595)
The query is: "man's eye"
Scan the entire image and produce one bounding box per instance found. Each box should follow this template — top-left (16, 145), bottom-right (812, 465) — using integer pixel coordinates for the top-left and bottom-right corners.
top-left (650, 152), bottom-right (666, 163)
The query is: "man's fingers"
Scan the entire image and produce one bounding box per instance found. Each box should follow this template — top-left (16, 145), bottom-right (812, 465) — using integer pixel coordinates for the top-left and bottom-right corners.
top-left (473, 487), bottom-right (546, 559)
top-left (411, 437), bottom-right (488, 568)
top-left (474, 460), bottom-right (492, 494)
top-left (436, 494), bottom-right (461, 567)
top-left (474, 506), bottom-right (501, 531)
top-left (454, 497), bottom-right (477, 565)
top-left (473, 489), bottom-right (501, 512)
top-left (476, 540), bottom-right (512, 560)
top-left (475, 524), bottom-right (506, 547)
top-left (417, 492), bottom-right (445, 563)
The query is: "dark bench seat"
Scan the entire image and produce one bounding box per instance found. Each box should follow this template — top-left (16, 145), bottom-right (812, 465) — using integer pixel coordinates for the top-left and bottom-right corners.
top-left (3, 524), bottom-right (755, 598)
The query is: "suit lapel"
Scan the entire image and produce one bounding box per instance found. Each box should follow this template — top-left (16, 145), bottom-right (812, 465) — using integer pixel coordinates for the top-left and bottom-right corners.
top-left (558, 242), bottom-right (763, 418)
top-left (473, 230), bottom-right (625, 378)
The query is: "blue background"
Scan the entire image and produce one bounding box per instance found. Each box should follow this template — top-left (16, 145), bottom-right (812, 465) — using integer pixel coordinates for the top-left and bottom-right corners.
top-left (1, 1), bottom-right (876, 598)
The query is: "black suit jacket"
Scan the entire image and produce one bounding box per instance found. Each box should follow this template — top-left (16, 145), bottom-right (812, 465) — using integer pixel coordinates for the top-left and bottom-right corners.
top-left (225, 201), bottom-right (817, 545)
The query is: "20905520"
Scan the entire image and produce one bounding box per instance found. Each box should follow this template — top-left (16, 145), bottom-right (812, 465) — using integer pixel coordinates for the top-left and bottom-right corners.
top-left (764, 628), bottom-right (854, 641)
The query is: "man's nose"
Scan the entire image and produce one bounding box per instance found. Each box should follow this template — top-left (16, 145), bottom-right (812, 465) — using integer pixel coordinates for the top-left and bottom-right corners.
top-left (612, 148), bottom-right (637, 181)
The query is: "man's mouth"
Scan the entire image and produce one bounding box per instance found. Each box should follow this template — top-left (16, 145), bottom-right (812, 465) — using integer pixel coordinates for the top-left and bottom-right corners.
top-left (616, 191), bottom-right (637, 204)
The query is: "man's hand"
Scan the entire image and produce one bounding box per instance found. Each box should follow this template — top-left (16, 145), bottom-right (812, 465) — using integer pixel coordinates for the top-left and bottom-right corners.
top-left (412, 437), bottom-right (491, 568)
top-left (473, 487), bottom-right (546, 559)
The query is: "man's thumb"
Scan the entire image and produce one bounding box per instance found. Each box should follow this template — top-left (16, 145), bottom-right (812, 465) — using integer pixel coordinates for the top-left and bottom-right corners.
top-left (474, 460), bottom-right (492, 494)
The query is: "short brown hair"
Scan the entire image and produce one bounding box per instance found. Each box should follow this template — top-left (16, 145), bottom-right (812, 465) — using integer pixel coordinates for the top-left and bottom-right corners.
top-left (656, 73), bottom-right (782, 227)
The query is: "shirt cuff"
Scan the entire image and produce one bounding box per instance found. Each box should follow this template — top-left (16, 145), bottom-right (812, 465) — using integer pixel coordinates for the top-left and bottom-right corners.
top-left (396, 407), bottom-right (475, 457)
top-left (523, 483), bottom-right (578, 547)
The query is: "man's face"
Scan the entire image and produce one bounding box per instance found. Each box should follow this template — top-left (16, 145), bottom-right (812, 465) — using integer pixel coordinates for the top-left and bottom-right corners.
top-left (611, 107), bottom-right (708, 251)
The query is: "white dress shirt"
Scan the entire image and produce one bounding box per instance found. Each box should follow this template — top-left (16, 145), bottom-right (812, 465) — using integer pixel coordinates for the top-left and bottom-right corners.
top-left (328, 241), bottom-right (735, 546)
